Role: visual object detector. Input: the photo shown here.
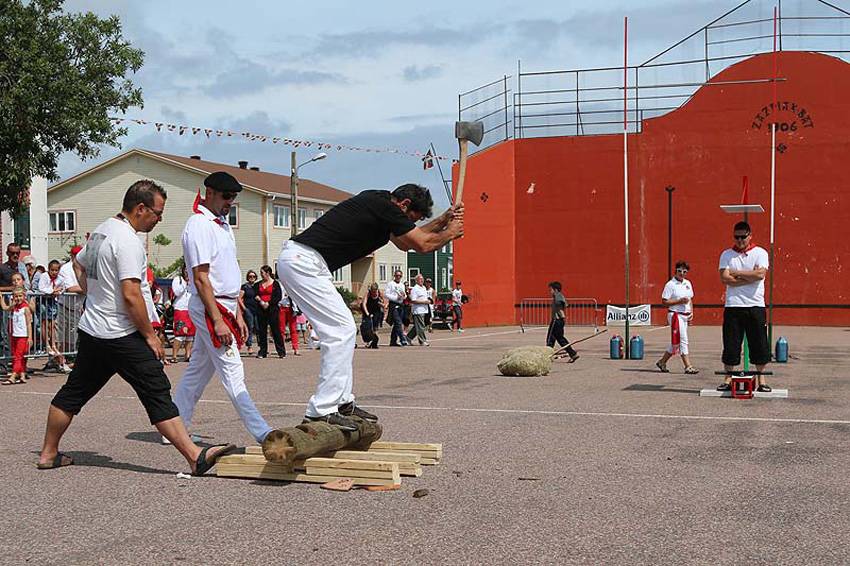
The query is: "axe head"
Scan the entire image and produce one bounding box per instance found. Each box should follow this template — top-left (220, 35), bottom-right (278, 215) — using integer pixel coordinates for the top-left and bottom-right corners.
top-left (455, 120), bottom-right (484, 147)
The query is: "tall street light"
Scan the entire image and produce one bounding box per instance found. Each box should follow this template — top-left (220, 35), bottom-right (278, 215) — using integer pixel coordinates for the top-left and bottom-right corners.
top-left (290, 151), bottom-right (328, 237)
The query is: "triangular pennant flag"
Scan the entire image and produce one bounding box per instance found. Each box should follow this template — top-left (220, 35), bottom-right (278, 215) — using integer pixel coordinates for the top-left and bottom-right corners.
top-left (422, 149), bottom-right (434, 170)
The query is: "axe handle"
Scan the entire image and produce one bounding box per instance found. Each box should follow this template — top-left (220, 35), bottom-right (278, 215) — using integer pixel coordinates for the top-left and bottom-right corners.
top-left (456, 138), bottom-right (469, 204)
top-left (551, 328), bottom-right (609, 358)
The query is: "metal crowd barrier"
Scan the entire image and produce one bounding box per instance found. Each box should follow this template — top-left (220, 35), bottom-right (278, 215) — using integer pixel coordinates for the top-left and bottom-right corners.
top-left (517, 297), bottom-right (599, 329)
top-left (0, 291), bottom-right (84, 366)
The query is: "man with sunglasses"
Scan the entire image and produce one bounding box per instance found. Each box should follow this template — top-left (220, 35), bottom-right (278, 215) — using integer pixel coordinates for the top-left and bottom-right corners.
top-left (716, 221), bottom-right (772, 392)
top-left (0, 243), bottom-right (30, 290)
top-left (277, 183), bottom-right (463, 430)
top-left (173, 172), bottom-right (274, 445)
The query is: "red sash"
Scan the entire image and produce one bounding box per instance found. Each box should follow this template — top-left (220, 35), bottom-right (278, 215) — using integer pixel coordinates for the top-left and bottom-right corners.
top-left (205, 301), bottom-right (243, 349)
top-left (669, 311), bottom-right (691, 354)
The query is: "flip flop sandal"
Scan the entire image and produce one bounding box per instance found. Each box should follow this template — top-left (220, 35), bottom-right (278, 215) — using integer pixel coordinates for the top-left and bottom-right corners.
top-left (193, 443), bottom-right (237, 477)
top-left (758, 384), bottom-right (773, 393)
top-left (684, 366), bottom-right (700, 374)
top-left (37, 452), bottom-right (74, 470)
top-left (1, 379), bottom-right (17, 386)
top-left (14, 378), bottom-right (25, 384)
top-left (655, 361), bottom-right (669, 373)
top-left (716, 383), bottom-right (732, 391)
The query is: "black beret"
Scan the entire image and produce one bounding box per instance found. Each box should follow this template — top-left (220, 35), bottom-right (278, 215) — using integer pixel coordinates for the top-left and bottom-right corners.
top-left (204, 171), bottom-right (242, 192)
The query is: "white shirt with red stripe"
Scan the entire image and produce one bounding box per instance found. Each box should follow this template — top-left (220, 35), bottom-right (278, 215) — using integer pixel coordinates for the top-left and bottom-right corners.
top-left (182, 204), bottom-right (241, 298)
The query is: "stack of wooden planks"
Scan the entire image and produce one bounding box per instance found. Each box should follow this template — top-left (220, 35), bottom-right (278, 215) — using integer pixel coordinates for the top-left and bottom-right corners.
top-left (215, 441), bottom-right (442, 487)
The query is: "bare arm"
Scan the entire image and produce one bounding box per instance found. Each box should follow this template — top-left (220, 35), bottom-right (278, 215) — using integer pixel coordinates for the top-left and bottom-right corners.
top-left (661, 297), bottom-right (689, 307)
top-left (728, 266), bottom-right (768, 281)
top-left (72, 257), bottom-right (87, 295)
top-left (391, 221), bottom-right (463, 253)
top-left (120, 278), bottom-right (164, 360)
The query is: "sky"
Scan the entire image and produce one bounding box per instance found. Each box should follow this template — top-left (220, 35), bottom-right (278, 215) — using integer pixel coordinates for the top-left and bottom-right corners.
top-left (58, 0), bottom-right (758, 212)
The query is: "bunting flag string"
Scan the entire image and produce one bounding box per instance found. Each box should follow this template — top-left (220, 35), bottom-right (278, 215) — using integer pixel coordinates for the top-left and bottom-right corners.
top-left (110, 117), bottom-right (452, 161)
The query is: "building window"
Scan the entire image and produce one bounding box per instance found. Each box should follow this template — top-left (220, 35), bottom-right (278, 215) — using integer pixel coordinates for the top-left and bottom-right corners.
top-left (446, 241), bottom-right (452, 253)
top-left (408, 267), bottom-right (419, 281)
top-left (442, 268), bottom-right (447, 290)
top-left (49, 211), bottom-right (76, 233)
top-left (228, 204), bottom-right (239, 227)
top-left (379, 264), bottom-right (387, 281)
top-left (273, 204), bottom-right (290, 228)
top-left (298, 207), bottom-right (307, 229)
top-left (332, 268), bottom-right (344, 283)
top-left (314, 209), bottom-right (324, 221)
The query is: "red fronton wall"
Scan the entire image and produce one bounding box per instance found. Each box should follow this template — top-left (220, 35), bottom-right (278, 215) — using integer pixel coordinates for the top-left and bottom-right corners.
top-left (454, 51), bottom-right (850, 327)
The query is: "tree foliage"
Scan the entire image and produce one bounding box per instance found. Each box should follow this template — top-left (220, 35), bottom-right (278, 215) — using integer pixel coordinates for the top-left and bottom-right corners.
top-left (0, 0), bottom-right (144, 216)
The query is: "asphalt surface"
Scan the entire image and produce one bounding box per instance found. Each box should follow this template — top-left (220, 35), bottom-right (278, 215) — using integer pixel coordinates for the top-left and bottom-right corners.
top-left (2, 324), bottom-right (849, 565)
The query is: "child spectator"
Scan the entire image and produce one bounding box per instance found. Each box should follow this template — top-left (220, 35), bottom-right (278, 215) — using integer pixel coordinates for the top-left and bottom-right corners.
top-left (1, 286), bottom-right (33, 384)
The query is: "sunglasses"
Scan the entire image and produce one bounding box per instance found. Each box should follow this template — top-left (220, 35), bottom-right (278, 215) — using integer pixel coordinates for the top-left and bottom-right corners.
top-left (7, 251), bottom-right (20, 256)
top-left (221, 191), bottom-right (238, 200)
top-left (733, 233), bottom-right (750, 240)
top-left (144, 204), bottom-right (164, 218)
top-left (676, 268), bottom-right (688, 274)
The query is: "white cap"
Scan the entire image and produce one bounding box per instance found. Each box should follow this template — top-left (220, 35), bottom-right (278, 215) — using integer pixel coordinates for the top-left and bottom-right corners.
top-left (23, 256), bottom-right (37, 266)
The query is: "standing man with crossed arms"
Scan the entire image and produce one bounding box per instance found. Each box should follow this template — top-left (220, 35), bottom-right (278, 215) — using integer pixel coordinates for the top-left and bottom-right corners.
top-left (278, 184), bottom-right (463, 430)
top-left (37, 180), bottom-right (234, 474)
top-left (173, 172), bottom-right (274, 444)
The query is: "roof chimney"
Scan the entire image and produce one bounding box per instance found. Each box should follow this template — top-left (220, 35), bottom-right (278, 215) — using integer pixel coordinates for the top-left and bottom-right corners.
top-left (250, 166), bottom-right (260, 171)
top-left (238, 160), bottom-right (248, 169)
top-left (190, 155), bottom-right (201, 160)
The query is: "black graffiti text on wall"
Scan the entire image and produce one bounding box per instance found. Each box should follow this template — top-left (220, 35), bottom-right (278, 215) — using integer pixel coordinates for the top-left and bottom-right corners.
top-left (751, 101), bottom-right (815, 131)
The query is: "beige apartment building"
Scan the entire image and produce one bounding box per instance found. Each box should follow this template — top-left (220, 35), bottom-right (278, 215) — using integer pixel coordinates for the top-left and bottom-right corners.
top-left (46, 149), bottom-right (407, 295)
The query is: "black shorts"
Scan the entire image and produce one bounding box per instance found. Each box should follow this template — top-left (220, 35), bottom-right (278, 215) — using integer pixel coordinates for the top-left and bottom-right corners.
top-left (722, 306), bottom-right (770, 366)
top-left (51, 330), bottom-right (179, 425)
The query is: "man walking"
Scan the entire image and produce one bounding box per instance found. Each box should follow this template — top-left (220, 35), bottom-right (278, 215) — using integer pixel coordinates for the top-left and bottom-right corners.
top-left (406, 274), bottom-right (430, 346)
top-left (37, 180), bottom-right (234, 474)
top-left (546, 281), bottom-right (580, 362)
top-left (385, 269), bottom-right (407, 347)
top-left (278, 184), bottom-right (463, 430)
top-left (450, 280), bottom-right (465, 332)
top-left (173, 172), bottom-right (274, 444)
top-left (716, 221), bottom-right (772, 392)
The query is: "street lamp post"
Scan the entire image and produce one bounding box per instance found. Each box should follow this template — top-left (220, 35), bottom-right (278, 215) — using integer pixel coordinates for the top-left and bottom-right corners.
top-left (290, 151), bottom-right (327, 237)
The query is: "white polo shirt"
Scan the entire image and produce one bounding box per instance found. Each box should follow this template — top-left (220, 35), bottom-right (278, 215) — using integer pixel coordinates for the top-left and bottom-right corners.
top-left (718, 245), bottom-right (769, 307)
top-left (452, 288), bottom-right (463, 307)
top-left (409, 284), bottom-right (429, 315)
top-left (171, 275), bottom-right (191, 311)
top-left (56, 260), bottom-right (80, 306)
top-left (182, 204), bottom-right (241, 298)
top-left (661, 278), bottom-right (694, 313)
top-left (76, 217), bottom-right (150, 339)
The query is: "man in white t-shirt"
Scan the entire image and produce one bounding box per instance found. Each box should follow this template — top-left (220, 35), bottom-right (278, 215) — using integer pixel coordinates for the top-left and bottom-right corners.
top-left (37, 180), bottom-right (235, 474)
top-left (385, 269), bottom-right (407, 346)
top-left (406, 274), bottom-right (430, 346)
top-left (56, 246), bottom-right (84, 359)
top-left (716, 221), bottom-right (772, 392)
top-left (172, 172), bottom-right (273, 445)
top-left (450, 280), bottom-right (464, 332)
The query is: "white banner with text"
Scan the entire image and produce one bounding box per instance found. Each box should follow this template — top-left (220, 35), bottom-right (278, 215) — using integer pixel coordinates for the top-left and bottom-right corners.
top-left (605, 304), bottom-right (652, 326)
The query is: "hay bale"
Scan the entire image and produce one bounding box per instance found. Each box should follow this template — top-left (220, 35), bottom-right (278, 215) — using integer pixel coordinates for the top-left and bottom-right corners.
top-left (497, 346), bottom-right (555, 377)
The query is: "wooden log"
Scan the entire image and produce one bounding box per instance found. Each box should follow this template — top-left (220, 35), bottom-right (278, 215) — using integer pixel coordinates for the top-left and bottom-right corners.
top-left (262, 417), bottom-right (382, 464)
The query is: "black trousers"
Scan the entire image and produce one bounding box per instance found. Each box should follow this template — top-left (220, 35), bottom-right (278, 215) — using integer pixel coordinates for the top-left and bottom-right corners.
top-left (257, 306), bottom-right (286, 356)
top-left (51, 330), bottom-right (179, 424)
top-left (452, 305), bottom-right (463, 329)
top-left (722, 306), bottom-right (769, 366)
top-left (546, 318), bottom-right (577, 357)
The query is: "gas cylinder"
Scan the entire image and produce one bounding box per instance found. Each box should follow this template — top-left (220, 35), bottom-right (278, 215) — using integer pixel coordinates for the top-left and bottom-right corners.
top-left (610, 334), bottom-right (624, 359)
top-left (630, 335), bottom-right (644, 360)
top-left (775, 337), bottom-right (788, 363)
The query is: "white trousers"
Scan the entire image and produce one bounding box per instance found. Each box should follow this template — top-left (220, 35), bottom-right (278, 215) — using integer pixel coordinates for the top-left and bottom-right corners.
top-left (666, 311), bottom-right (690, 355)
top-left (172, 296), bottom-right (272, 443)
top-left (277, 240), bottom-right (356, 417)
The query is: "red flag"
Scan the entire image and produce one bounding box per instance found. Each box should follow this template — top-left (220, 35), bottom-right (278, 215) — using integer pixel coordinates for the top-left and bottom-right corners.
top-left (422, 149), bottom-right (434, 170)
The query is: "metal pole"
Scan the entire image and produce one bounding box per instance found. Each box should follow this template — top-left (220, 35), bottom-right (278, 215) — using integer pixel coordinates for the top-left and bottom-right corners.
top-left (769, 6), bottom-right (778, 353)
top-left (503, 75), bottom-right (509, 141)
top-left (624, 16), bottom-right (630, 357)
top-left (665, 186), bottom-right (675, 280)
top-left (431, 142), bottom-right (452, 205)
top-left (290, 151), bottom-right (298, 237)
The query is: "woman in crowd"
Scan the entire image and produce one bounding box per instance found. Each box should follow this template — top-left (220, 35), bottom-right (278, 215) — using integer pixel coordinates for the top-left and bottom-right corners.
top-left (362, 282), bottom-right (383, 331)
top-left (253, 265), bottom-right (286, 358)
top-left (170, 263), bottom-right (194, 363)
top-left (656, 260), bottom-right (698, 374)
top-left (239, 270), bottom-right (260, 356)
top-left (278, 284), bottom-right (300, 356)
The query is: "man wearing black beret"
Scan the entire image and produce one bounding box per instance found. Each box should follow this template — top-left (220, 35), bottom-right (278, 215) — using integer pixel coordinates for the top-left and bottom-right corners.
top-left (173, 171), bottom-right (275, 444)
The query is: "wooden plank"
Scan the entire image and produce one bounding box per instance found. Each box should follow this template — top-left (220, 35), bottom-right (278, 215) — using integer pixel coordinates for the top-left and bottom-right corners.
top-left (219, 454), bottom-right (396, 471)
top-left (369, 441), bottom-right (443, 458)
top-left (305, 467), bottom-right (401, 482)
top-left (215, 464), bottom-right (400, 486)
top-left (241, 447), bottom-right (422, 475)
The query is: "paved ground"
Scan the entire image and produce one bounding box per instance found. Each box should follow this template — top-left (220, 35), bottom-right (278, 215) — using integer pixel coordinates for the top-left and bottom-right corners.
top-left (2, 323), bottom-right (849, 565)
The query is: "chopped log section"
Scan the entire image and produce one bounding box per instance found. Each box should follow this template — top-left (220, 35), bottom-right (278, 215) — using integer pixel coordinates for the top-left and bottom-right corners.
top-left (262, 417), bottom-right (382, 465)
top-left (216, 453), bottom-right (401, 486)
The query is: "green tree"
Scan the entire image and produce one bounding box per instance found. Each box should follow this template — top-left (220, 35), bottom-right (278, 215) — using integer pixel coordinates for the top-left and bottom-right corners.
top-left (151, 232), bottom-right (171, 265)
top-left (0, 0), bottom-right (144, 216)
